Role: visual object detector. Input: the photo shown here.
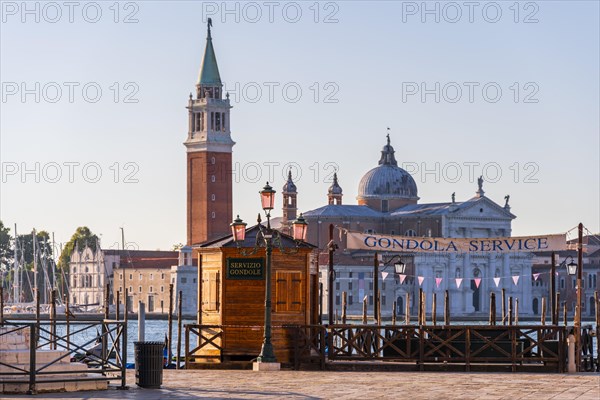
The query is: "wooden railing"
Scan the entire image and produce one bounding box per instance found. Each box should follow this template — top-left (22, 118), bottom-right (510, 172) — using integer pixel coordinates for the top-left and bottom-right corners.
top-left (289, 324), bottom-right (570, 372)
top-left (184, 324), bottom-right (598, 373)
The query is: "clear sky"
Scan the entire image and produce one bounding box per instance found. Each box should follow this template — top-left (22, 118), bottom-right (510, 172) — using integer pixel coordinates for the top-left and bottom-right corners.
top-left (1, 1), bottom-right (599, 251)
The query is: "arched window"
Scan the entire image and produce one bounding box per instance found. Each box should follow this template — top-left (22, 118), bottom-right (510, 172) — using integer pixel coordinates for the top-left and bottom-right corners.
top-left (405, 229), bottom-right (417, 237)
top-left (455, 268), bottom-right (461, 278)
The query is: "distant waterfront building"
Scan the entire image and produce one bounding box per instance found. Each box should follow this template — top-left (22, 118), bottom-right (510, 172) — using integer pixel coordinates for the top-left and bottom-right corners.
top-left (171, 246), bottom-right (198, 317)
top-left (110, 250), bottom-right (178, 314)
top-left (279, 136), bottom-right (534, 319)
top-left (69, 243), bottom-right (110, 309)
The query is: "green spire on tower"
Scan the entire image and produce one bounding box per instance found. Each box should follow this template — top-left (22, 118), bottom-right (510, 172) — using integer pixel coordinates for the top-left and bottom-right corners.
top-left (198, 18), bottom-right (222, 86)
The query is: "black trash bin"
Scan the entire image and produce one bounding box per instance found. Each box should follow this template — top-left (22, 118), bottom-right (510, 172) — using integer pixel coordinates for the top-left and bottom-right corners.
top-left (134, 341), bottom-right (164, 389)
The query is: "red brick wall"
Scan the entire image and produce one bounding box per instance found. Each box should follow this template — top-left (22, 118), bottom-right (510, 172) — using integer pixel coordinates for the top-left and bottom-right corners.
top-left (187, 151), bottom-right (232, 245)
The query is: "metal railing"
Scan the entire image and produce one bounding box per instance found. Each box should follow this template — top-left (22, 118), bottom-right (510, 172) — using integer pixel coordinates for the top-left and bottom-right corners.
top-left (0, 319), bottom-right (127, 394)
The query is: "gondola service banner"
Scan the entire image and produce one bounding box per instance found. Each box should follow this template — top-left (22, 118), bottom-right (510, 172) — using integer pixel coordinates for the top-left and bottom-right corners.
top-left (346, 232), bottom-right (567, 253)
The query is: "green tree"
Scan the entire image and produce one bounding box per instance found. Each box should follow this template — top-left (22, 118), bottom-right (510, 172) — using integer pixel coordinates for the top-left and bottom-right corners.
top-left (0, 220), bottom-right (13, 271)
top-left (58, 227), bottom-right (99, 270)
top-left (18, 230), bottom-right (52, 270)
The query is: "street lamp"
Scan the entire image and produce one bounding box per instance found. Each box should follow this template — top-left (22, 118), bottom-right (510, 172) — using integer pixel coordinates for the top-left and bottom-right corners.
top-left (231, 182), bottom-right (308, 364)
top-left (373, 254), bottom-right (406, 322)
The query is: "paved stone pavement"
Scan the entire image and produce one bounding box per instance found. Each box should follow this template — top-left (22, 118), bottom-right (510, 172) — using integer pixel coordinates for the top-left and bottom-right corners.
top-left (3, 370), bottom-right (599, 399)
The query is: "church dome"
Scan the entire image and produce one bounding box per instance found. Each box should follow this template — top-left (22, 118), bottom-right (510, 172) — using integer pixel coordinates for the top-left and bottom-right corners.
top-left (357, 135), bottom-right (418, 200)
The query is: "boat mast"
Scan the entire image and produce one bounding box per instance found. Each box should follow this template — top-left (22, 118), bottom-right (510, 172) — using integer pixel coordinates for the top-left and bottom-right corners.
top-left (13, 224), bottom-right (19, 303)
top-left (32, 228), bottom-right (38, 303)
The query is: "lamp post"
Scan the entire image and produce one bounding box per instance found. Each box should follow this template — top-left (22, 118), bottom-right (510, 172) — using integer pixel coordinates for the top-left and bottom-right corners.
top-left (376, 254), bottom-right (406, 322)
top-left (230, 182), bottom-right (308, 365)
top-left (562, 253), bottom-right (579, 370)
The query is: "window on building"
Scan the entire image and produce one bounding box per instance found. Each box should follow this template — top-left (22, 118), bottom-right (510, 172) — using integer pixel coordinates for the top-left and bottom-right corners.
top-left (150, 273), bottom-right (153, 281)
top-left (73, 267), bottom-right (77, 273)
top-left (369, 295), bottom-right (373, 305)
top-left (193, 278), bottom-right (196, 283)
top-left (138, 286), bottom-right (142, 293)
top-left (348, 282), bottom-right (353, 290)
top-left (120, 273), bottom-right (123, 280)
top-left (161, 286), bottom-right (164, 292)
top-left (139, 274), bottom-right (142, 281)
top-left (381, 200), bottom-right (389, 212)
top-left (369, 281), bottom-right (373, 290)
top-left (149, 286), bottom-right (153, 293)
top-left (349, 272), bottom-right (353, 278)
top-left (129, 286), bottom-right (133, 293)
top-left (335, 282), bottom-right (340, 290)
top-left (335, 295), bottom-right (340, 306)
top-left (172, 277), bottom-right (175, 284)
top-left (382, 295), bottom-right (386, 306)
top-left (161, 273), bottom-right (165, 280)
top-left (405, 229), bottom-right (417, 237)
top-left (348, 295), bottom-right (353, 305)
top-left (181, 277), bottom-right (187, 284)
top-left (129, 274), bottom-right (133, 280)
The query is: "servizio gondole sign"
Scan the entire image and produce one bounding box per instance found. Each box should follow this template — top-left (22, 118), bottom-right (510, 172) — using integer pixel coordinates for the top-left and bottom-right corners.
top-left (346, 232), bottom-right (567, 253)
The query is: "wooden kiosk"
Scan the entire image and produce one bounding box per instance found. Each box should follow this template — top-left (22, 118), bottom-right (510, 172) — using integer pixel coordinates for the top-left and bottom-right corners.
top-left (192, 224), bottom-right (318, 366)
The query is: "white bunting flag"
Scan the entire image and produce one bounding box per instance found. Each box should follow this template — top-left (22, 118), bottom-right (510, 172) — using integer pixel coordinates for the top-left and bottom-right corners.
top-left (418, 276), bottom-right (425, 286)
top-left (399, 274), bottom-right (407, 284)
top-left (533, 273), bottom-right (540, 281)
top-left (512, 275), bottom-right (520, 285)
top-left (493, 277), bottom-right (501, 287)
top-left (381, 271), bottom-right (389, 281)
top-left (435, 277), bottom-right (443, 288)
top-left (474, 278), bottom-right (481, 289)
top-left (455, 278), bottom-right (463, 288)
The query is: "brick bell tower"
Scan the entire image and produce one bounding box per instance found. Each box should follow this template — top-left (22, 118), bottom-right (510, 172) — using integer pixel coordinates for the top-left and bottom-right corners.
top-left (185, 19), bottom-right (234, 245)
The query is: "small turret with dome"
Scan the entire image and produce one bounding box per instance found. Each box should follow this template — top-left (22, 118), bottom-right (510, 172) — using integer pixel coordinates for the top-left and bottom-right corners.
top-left (282, 170), bottom-right (298, 225)
top-left (328, 172), bottom-right (343, 205)
top-left (357, 134), bottom-right (419, 212)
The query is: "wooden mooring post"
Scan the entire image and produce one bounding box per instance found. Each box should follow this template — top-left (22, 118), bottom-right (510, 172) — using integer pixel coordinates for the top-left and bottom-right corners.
top-left (541, 297), bottom-right (546, 325)
top-left (124, 288), bottom-right (129, 324)
top-left (595, 291), bottom-right (599, 372)
top-left (444, 290), bottom-right (450, 326)
top-left (0, 286), bottom-right (4, 323)
top-left (555, 293), bottom-right (560, 325)
top-left (377, 293), bottom-right (381, 325)
top-left (362, 296), bottom-right (367, 324)
top-left (116, 291), bottom-right (120, 320)
top-left (50, 289), bottom-right (57, 350)
top-left (515, 298), bottom-right (519, 325)
top-left (64, 294), bottom-right (70, 351)
top-left (431, 293), bottom-right (437, 326)
top-left (35, 289), bottom-right (40, 344)
top-left (501, 289), bottom-right (506, 325)
top-left (405, 293), bottom-right (410, 325)
top-left (563, 302), bottom-right (567, 327)
top-left (418, 289), bottom-right (423, 325)
top-left (341, 291), bottom-right (347, 324)
top-left (177, 290), bottom-right (182, 369)
top-left (508, 296), bottom-right (513, 326)
top-left (168, 283), bottom-right (174, 364)
top-left (392, 301), bottom-right (396, 325)
top-left (489, 292), bottom-right (496, 325)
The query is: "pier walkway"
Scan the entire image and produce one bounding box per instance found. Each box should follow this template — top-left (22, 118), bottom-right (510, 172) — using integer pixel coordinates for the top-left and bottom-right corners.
top-left (2, 369), bottom-right (599, 399)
